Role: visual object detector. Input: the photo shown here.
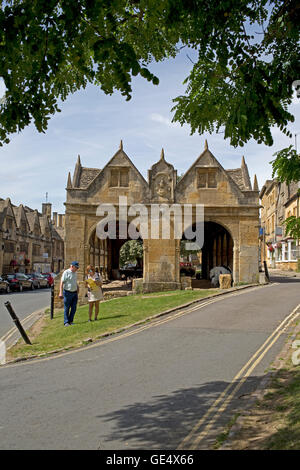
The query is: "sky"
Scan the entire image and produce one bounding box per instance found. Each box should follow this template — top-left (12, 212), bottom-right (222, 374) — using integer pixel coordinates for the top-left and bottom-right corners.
top-left (0, 48), bottom-right (299, 215)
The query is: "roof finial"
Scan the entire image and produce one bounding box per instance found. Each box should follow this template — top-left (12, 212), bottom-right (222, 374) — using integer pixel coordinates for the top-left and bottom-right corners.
top-left (77, 154), bottom-right (81, 166)
top-left (119, 139), bottom-right (123, 150)
top-left (253, 174), bottom-right (259, 191)
top-left (241, 155), bottom-right (246, 168)
top-left (204, 139), bottom-right (208, 150)
top-left (67, 172), bottom-right (72, 189)
top-left (160, 148), bottom-right (165, 160)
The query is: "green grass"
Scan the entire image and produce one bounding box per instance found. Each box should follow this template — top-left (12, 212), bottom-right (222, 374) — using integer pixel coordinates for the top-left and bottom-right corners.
top-left (261, 365), bottom-right (300, 450)
top-left (214, 413), bottom-right (241, 449)
top-left (8, 288), bottom-right (218, 360)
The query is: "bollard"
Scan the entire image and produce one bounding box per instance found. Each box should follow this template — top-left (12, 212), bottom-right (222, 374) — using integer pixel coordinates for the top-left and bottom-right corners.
top-left (50, 284), bottom-right (54, 319)
top-left (4, 301), bottom-right (32, 345)
top-left (263, 261), bottom-right (270, 282)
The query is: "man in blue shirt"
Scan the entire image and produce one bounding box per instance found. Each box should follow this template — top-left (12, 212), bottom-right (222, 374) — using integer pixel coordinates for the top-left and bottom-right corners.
top-left (59, 261), bottom-right (79, 326)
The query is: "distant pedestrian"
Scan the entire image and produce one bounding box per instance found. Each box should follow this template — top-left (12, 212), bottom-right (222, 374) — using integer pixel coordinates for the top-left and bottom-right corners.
top-left (85, 265), bottom-right (103, 322)
top-left (59, 261), bottom-right (79, 326)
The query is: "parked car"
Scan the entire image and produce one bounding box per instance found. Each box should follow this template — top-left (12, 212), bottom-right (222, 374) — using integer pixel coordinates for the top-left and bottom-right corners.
top-left (41, 272), bottom-right (54, 286)
top-left (119, 263), bottom-right (143, 279)
top-left (0, 276), bottom-right (10, 293)
top-left (26, 273), bottom-right (49, 288)
top-left (180, 262), bottom-right (196, 277)
top-left (2, 273), bottom-right (34, 292)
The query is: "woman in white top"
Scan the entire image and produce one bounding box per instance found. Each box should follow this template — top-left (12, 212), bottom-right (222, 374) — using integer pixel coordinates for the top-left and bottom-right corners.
top-left (85, 265), bottom-right (103, 321)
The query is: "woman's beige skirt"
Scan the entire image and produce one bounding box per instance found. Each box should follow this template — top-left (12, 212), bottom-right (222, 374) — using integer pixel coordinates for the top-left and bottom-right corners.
top-left (88, 288), bottom-right (103, 302)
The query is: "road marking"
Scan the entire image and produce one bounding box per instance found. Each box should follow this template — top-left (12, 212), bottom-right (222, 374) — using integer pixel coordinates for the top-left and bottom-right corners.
top-left (177, 303), bottom-right (300, 449)
top-left (0, 308), bottom-right (44, 343)
top-left (0, 341), bottom-right (6, 365)
top-left (0, 283), bottom-right (278, 368)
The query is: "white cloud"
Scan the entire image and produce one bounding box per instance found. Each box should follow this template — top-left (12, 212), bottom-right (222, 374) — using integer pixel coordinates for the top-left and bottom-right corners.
top-left (150, 113), bottom-right (180, 128)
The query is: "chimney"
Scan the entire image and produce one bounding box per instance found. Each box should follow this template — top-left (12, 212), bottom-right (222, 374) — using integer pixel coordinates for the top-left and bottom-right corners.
top-left (53, 212), bottom-right (58, 226)
top-left (42, 203), bottom-right (52, 219)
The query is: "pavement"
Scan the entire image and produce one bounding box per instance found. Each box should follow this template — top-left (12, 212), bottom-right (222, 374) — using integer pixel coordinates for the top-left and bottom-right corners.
top-left (269, 268), bottom-right (300, 278)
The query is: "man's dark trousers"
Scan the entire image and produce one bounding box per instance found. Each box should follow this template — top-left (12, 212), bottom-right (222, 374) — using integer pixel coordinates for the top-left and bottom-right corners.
top-left (63, 290), bottom-right (78, 324)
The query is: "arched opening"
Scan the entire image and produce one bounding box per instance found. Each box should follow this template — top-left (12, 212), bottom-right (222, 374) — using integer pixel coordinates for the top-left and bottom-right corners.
top-left (181, 221), bottom-right (234, 287)
top-left (88, 222), bottom-right (143, 281)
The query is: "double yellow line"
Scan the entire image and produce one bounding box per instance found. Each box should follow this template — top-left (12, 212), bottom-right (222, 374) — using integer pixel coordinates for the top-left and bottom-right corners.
top-left (0, 308), bottom-right (44, 345)
top-left (177, 302), bottom-right (300, 449)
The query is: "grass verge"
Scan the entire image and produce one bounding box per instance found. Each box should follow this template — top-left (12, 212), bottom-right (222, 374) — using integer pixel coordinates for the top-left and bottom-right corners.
top-left (7, 288), bottom-right (218, 361)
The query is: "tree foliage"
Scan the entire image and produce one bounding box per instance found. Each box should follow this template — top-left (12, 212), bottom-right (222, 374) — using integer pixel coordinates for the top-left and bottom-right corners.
top-left (271, 146), bottom-right (300, 184)
top-left (282, 216), bottom-right (300, 240)
top-left (271, 145), bottom-right (300, 240)
top-left (0, 0), bottom-right (299, 146)
top-left (119, 240), bottom-right (143, 268)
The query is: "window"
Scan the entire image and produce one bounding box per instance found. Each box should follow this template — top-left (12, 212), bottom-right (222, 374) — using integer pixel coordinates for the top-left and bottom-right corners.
top-left (33, 244), bottom-right (41, 256)
top-left (109, 168), bottom-right (129, 187)
top-left (291, 241), bottom-right (297, 261)
top-left (5, 241), bottom-right (15, 253)
top-left (19, 243), bottom-right (28, 253)
top-left (197, 169), bottom-right (218, 188)
top-left (6, 217), bottom-right (13, 230)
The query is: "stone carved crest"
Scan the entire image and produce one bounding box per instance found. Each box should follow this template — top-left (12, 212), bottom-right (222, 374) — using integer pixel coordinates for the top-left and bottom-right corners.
top-left (154, 173), bottom-right (172, 200)
top-left (149, 149), bottom-right (176, 202)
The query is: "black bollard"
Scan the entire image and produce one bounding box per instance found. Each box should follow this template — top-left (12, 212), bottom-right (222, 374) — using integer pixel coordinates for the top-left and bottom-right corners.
top-left (50, 284), bottom-right (54, 319)
top-left (4, 301), bottom-right (32, 345)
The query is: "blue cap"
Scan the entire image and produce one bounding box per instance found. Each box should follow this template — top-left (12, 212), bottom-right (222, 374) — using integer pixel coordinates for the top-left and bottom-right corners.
top-left (70, 261), bottom-right (79, 268)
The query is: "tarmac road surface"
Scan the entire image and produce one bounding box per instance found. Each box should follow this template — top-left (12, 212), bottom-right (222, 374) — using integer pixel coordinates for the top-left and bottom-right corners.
top-left (0, 288), bottom-right (50, 340)
top-left (0, 279), bottom-right (299, 450)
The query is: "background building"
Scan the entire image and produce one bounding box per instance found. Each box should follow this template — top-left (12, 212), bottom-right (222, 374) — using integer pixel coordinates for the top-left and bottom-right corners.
top-left (0, 199), bottom-right (65, 274)
top-left (260, 180), bottom-right (300, 270)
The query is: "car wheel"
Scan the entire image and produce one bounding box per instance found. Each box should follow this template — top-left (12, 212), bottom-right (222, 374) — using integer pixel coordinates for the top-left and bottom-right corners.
top-left (31, 283), bottom-right (35, 290)
top-left (19, 284), bottom-right (23, 292)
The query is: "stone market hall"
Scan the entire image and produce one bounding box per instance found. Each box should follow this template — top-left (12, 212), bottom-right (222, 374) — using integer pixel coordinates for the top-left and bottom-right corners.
top-left (63, 141), bottom-right (259, 300)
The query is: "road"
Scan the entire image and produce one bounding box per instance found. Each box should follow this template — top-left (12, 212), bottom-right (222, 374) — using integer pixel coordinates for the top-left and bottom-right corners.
top-left (0, 289), bottom-right (51, 339)
top-left (0, 278), bottom-right (299, 450)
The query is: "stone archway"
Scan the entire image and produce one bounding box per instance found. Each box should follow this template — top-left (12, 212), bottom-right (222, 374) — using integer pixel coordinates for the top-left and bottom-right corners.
top-left (181, 220), bottom-right (234, 284)
top-left (201, 221), bottom-right (234, 279)
top-left (88, 221), bottom-right (143, 280)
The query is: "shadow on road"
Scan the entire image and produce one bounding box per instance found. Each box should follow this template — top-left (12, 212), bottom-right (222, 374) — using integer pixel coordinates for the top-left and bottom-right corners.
top-left (269, 276), bottom-right (300, 284)
top-left (95, 375), bottom-right (264, 449)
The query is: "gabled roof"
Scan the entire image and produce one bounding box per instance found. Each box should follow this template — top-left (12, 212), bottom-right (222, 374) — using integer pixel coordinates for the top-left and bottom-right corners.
top-left (39, 214), bottom-right (52, 237)
top-left (0, 198), bottom-right (17, 230)
top-left (25, 210), bottom-right (41, 233)
top-left (100, 141), bottom-right (148, 187)
top-left (70, 142), bottom-right (149, 190)
top-left (12, 205), bottom-right (30, 231)
top-left (176, 143), bottom-right (244, 196)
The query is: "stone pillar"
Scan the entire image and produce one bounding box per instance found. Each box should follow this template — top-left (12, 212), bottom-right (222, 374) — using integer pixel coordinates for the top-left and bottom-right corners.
top-left (143, 238), bottom-right (181, 292)
top-left (238, 219), bottom-right (259, 284)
